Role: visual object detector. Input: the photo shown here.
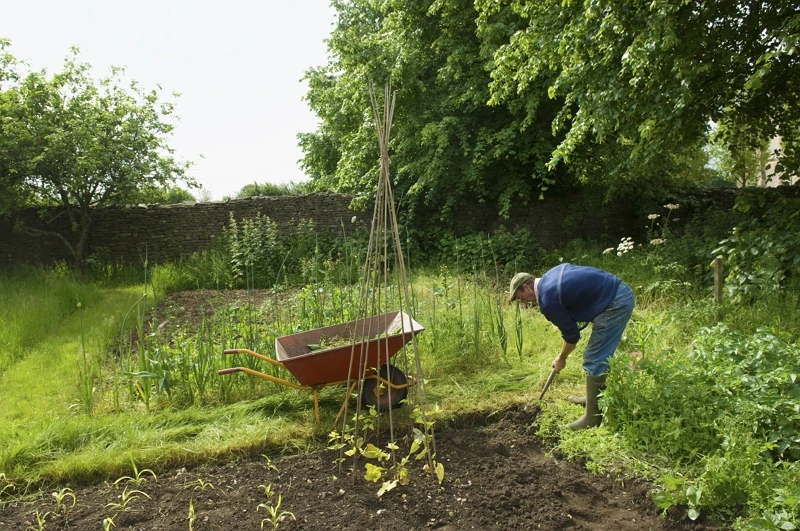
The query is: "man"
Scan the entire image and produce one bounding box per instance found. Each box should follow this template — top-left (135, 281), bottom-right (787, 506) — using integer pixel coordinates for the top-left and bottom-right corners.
top-left (509, 264), bottom-right (634, 430)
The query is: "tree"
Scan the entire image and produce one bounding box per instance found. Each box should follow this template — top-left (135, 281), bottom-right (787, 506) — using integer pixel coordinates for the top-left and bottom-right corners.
top-left (224, 180), bottom-right (309, 200)
top-left (476, 0), bottom-right (800, 184)
top-left (129, 185), bottom-right (197, 205)
top-left (0, 38), bottom-right (33, 215)
top-left (0, 45), bottom-right (193, 269)
top-left (707, 123), bottom-right (772, 188)
top-left (300, 0), bottom-right (570, 221)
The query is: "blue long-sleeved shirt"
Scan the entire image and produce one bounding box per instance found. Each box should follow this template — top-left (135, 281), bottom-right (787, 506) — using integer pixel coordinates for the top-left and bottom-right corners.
top-left (537, 263), bottom-right (621, 344)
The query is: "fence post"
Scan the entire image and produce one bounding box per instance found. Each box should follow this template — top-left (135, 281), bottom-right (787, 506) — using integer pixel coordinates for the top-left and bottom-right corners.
top-left (713, 257), bottom-right (723, 304)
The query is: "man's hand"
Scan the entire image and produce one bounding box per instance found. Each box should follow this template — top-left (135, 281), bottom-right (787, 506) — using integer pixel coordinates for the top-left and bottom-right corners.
top-left (551, 355), bottom-right (567, 373)
top-left (552, 341), bottom-right (576, 373)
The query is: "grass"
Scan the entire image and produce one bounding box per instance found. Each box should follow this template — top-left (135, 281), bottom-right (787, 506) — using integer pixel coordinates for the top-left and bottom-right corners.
top-left (0, 266), bottom-right (102, 375)
top-left (1, 241), bottom-right (798, 529)
top-left (0, 264), bottom-right (573, 486)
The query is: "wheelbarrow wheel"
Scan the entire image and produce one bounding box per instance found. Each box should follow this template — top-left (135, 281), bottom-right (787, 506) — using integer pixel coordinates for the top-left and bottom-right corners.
top-left (362, 364), bottom-right (408, 412)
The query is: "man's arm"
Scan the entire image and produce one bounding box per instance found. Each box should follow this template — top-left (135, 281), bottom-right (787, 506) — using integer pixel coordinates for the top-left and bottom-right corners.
top-left (552, 341), bottom-right (577, 372)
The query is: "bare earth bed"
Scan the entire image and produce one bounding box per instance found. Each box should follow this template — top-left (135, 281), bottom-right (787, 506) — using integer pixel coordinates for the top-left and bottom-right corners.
top-left (1, 407), bottom-right (721, 531)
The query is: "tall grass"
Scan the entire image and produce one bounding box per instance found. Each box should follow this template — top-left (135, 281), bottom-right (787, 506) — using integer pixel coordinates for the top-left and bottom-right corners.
top-left (0, 266), bottom-right (102, 374)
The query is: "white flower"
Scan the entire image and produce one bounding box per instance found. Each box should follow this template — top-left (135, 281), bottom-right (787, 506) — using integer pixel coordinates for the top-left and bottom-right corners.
top-left (650, 238), bottom-right (665, 245)
top-left (648, 214), bottom-right (660, 220)
top-left (615, 236), bottom-right (634, 255)
top-left (351, 216), bottom-right (357, 223)
top-left (603, 247), bottom-right (615, 255)
top-left (664, 203), bottom-right (680, 210)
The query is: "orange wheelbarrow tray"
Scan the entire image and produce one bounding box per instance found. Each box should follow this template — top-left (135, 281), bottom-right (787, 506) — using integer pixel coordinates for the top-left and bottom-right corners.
top-left (218, 310), bottom-right (424, 422)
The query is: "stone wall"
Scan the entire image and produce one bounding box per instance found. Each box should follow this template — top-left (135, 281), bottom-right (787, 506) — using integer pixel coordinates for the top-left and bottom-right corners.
top-left (0, 188), bottom-right (740, 269)
top-left (0, 194), bottom-right (368, 268)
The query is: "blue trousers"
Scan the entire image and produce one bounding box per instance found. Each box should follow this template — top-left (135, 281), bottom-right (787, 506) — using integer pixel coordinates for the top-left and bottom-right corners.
top-left (582, 282), bottom-right (635, 376)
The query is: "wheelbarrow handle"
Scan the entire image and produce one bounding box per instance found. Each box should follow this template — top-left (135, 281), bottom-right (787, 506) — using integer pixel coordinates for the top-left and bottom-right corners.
top-left (538, 368), bottom-right (558, 400)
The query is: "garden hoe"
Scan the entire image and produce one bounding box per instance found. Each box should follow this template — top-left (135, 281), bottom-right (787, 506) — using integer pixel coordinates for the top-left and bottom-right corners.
top-left (538, 368), bottom-right (557, 400)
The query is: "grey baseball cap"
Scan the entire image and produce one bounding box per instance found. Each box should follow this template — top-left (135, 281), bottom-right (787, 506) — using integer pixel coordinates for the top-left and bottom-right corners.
top-left (508, 273), bottom-right (533, 302)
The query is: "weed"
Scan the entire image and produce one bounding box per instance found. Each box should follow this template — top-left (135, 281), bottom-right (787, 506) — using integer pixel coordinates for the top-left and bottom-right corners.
top-left (513, 300), bottom-right (524, 358)
top-left (75, 298), bottom-right (97, 416)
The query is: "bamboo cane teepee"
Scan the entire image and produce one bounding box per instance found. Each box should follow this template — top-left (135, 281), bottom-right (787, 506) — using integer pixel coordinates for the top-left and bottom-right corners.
top-left (336, 81), bottom-right (439, 486)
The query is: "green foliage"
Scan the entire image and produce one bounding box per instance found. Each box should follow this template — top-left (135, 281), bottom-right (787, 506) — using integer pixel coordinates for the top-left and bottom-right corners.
top-left (257, 493), bottom-right (295, 530)
top-left (707, 123), bottom-right (773, 188)
top-left (153, 217), bottom-right (369, 291)
top-left (693, 326), bottom-right (800, 460)
top-left (224, 181), bottom-right (309, 200)
top-left (604, 325), bottom-right (800, 522)
top-left (3, 206), bottom-right (800, 531)
top-left (413, 226), bottom-right (546, 272)
top-left (0, 266), bottom-right (102, 374)
top-left (715, 192), bottom-right (800, 302)
top-left (301, 0), bottom-right (569, 221)
top-left (225, 212), bottom-right (282, 287)
top-left (128, 186), bottom-right (196, 205)
top-left (113, 459), bottom-right (157, 487)
top-left (0, 42), bottom-right (193, 268)
top-left (477, 0), bottom-right (800, 184)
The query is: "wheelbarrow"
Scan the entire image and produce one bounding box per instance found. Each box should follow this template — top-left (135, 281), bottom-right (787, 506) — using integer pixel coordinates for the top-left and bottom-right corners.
top-left (218, 310), bottom-right (424, 423)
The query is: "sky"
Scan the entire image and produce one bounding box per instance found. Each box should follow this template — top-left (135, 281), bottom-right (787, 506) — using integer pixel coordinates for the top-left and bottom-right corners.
top-left (1, 0), bottom-right (336, 200)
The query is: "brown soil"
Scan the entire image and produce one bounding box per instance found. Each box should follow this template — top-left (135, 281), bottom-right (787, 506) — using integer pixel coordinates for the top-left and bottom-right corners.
top-left (0, 406), bottom-right (721, 530)
top-left (0, 291), bottom-right (726, 530)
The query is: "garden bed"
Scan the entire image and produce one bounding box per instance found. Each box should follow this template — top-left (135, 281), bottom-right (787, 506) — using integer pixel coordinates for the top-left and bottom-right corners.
top-left (0, 406), bottom-right (718, 530)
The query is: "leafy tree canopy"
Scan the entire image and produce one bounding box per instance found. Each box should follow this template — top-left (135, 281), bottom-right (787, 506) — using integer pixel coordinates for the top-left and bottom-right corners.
top-left (476, 0), bottom-right (800, 181)
top-left (0, 42), bottom-right (194, 268)
top-left (224, 180), bottom-right (310, 200)
top-left (130, 185), bottom-right (196, 205)
top-left (300, 0), bottom-right (738, 219)
top-left (300, 0), bottom-right (573, 220)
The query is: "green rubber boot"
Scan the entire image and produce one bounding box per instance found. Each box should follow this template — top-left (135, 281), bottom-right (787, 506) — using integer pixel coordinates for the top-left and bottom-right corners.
top-left (567, 374), bottom-right (606, 430)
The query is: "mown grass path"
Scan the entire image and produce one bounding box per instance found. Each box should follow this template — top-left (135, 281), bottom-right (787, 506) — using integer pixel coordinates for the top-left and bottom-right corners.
top-left (0, 286), bottom-right (320, 484)
top-left (0, 287), bottom-right (142, 442)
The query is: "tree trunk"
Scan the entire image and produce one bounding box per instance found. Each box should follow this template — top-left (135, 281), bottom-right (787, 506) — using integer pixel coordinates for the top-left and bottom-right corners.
top-left (758, 146), bottom-right (769, 187)
top-left (73, 208), bottom-right (92, 275)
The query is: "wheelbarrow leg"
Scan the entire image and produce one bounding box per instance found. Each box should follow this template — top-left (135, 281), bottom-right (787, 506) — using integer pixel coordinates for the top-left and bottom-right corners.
top-left (313, 389), bottom-right (320, 424)
top-left (334, 381), bottom-right (359, 425)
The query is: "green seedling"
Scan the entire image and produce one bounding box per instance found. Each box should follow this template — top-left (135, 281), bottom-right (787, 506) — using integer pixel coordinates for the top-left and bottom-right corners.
top-left (0, 473), bottom-right (15, 498)
top-left (51, 487), bottom-right (76, 515)
top-left (102, 516), bottom-right (116, 530)
top-left (113, 460), bottom-right (157, 487)
top-left (257, 493), bottom-right (295, 530)
top-left (193, 478), bottom-right (215, 492)
top-left (25, 509), bottom-right (50, 531)
top-left (259, 483), bottom-right (276, 499)
top-left (187, 498), bottom-right (196, 531)
top-left (261, 454), bottom-right (279, 473)
top-left (105, 486), bottom-right (150, 515)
